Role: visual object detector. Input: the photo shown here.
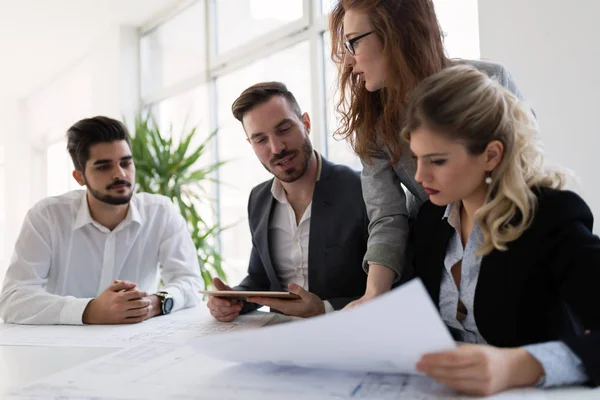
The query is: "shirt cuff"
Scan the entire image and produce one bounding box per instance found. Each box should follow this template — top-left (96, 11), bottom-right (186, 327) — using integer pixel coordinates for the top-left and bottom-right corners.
top-left (60, 297), bottom-right (94, 325)
top-left (160, 286), bottom-right (186, 312)
top-left (323, 300), bottom-right (335, 314)
top-left (524, 341), bottom-right (589, 387)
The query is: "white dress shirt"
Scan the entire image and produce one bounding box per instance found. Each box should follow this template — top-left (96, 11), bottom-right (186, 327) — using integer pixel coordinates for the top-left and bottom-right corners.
top-left (268, 156), bottom-right (334, 313)
top-left (0, 190), bottom-right (202, 325)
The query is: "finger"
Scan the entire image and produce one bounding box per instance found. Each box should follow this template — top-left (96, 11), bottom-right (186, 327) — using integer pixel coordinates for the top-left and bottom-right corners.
top-left (433, 376), bottom-right (495, 397)
top-left (209, 303), bottom-right (243, 317)
top-left (122, 290), bottom-right (149, 300)
top-left (125, 305), bottom-right (152, 318)
top-left (126, 298), bottom-right (152, 310)
top-left (215, 311), bottom-right (240, 322)
top-left (247, 297), bottom-right (294, 314)
top-left (419, 349), bottom-right (480, 368)
top-left (287, 283), bottom-right (309, 299)
top-left (417, 362), bottom-right (487, 381)
top-left (110, 280), bottom-right (136, 292)
top-left (213, 277), bottom-right (233, 291)
top-left (209, 296), bottom-right (234, 307)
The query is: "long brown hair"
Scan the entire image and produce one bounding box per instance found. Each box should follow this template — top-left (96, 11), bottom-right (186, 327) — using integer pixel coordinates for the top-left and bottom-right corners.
top-left (330, 0), bottom-right (450, 163)
top-left (402, 65), bottom-right (565, 255)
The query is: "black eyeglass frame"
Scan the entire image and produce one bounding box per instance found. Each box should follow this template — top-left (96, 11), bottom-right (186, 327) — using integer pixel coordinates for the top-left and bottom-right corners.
top-left (344, 31), bottom-right (374, 55)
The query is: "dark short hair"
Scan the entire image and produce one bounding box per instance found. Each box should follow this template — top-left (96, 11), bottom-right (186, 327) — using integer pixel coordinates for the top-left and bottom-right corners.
top-left (66, 116), bottom-right (132, 171)
top-left (231, 81), bottom-right (303, 123)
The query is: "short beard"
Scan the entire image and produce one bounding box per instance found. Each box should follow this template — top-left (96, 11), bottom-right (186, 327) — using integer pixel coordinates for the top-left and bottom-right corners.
top-left (84, 176), bottom-right (133, 206)
top-left (264, 136), bottom-right (313, 183)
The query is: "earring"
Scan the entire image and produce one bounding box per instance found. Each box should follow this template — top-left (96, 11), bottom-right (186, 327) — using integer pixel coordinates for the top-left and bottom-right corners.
top-left (485, 174), bottom-right (492, 185)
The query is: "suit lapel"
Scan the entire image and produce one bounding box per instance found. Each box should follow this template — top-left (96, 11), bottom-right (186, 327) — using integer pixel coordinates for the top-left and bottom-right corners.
top-left (253, 186), bottom-right (283, 291)
top-left (475, 236), bottom-right (527, 346)
top-left (307, 157), bottom-right (334, 293)
top-left (308, 180), bottom-right (333, 293)
top-left (417, 215), bottom-right (453, 309)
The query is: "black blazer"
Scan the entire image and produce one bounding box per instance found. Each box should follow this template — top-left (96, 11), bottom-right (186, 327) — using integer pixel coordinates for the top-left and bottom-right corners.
top-left (235, 155), bottom-right (369, 312)
top-left (409, 187), bottom-right (600, 386)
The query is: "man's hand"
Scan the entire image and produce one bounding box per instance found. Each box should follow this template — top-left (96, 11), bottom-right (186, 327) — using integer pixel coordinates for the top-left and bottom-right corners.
top-left (207, 277), bottom-right (243, 322)
top-left (82, 280), bottom-right (152, 324)
top-left (416, 344), bottom-right (544, 396)
top-left (246, 283), bottom-right (325, 318)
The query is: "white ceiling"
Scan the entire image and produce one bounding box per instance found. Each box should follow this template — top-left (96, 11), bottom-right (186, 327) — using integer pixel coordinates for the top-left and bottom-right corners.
top-left (0, 0), bottom-right (184, 101)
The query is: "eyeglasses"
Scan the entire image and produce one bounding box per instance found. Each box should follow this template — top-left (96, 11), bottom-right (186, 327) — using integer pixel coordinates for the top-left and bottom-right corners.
top-left (344, 31), bottom-right (374, 56)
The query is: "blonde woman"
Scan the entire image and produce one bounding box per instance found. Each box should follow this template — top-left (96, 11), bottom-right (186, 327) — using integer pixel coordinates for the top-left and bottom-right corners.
top-left (403, 65), bottom-right (600, 395)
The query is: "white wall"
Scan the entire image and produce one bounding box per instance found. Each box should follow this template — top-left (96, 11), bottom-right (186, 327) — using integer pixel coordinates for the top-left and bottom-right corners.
top-left (479, 0), bottom-right (600, 232)
top-left (0, 25), bottom-right (141, 285)
top-left (0, 100), bottom-right (32, 286)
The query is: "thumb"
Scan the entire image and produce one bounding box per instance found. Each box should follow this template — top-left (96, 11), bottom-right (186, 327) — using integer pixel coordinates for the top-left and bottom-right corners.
top-left (288, 283), bottom-right (309, 299)
top-left (213, 277), bottom-right (232, 291)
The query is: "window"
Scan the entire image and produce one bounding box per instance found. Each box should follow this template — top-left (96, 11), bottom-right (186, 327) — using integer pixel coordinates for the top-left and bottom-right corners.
top-left (216, 41), bottom-right (311, 284)
top-left (139, 0), bottom-right (481, 285)
top-left (47, 140), bottom-right (80, 197)
top-left (0, 147), bottom-right (4, 266)
top-left (435, 0), bottom-right (480, 59)
top-left (140, 1), bottom-right (207, 98)
top-left (150, 86), bottom-right (217, 228)
top-left (215, 0), bottom-right (304, 55)
top-left (321, 0), bottom-right (336, 15)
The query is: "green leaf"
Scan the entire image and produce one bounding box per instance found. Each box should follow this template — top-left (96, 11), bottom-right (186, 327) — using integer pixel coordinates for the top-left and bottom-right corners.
top-left (130, 113), bottom-right (228, 286)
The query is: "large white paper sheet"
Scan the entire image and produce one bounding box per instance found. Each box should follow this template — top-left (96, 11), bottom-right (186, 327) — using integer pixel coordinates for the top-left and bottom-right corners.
top-left (7, 342), bottom-right (549, 400)
top-left (191, 279), bottom-right (455, 374)
top-left (0, 306), bottom-right (274, 347)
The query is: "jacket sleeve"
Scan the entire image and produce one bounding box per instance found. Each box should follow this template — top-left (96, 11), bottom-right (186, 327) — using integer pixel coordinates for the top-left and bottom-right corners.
top-left (499, 64), bottom-right (525, 100)
top-left (360, 154), bottom-right (410, 281)
top-left (544, 207), bottom-right (600, 386)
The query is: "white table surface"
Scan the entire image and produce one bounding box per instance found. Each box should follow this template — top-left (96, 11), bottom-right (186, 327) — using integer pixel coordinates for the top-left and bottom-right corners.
top-left (1, 313), bottom-right (598, 399)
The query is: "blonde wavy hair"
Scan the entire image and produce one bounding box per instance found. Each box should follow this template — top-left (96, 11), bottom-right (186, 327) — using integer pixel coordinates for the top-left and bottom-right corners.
top-left (401, 65), bottom-right (566, 255)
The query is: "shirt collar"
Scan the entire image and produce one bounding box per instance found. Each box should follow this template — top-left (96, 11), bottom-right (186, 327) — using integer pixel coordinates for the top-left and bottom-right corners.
top-left (270, 151), bottom-right (321, 204)
top-left (72, 191), bottom-right (143, 231)
top-left (315, 151), bottom-right (322, 182)
top-left (442, 201), bottom-right (462, 231)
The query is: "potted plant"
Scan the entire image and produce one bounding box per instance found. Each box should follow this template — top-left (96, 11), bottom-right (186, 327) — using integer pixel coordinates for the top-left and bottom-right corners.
top-left (131, 115), bottom-right (226, 289)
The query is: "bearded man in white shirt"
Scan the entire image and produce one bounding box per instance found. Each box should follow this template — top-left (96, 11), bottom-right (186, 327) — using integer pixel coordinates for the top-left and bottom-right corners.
top-left (207, 82), bottom-right (369, 322)
top-left (0, 116), bottom-right (202, 325)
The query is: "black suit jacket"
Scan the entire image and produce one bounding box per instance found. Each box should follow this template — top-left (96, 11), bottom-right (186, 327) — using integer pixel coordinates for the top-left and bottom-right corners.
top-left (235, 155), bottom-right (369, 312)
top-left (409, 187), bottom-right (600, 386)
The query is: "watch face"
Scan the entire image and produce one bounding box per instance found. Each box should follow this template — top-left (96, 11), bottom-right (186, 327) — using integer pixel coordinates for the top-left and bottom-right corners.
top-left (163, 297), bottom-right (174, 314)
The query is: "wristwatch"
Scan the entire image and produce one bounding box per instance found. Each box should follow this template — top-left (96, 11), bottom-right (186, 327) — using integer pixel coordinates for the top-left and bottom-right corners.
top-left (155, 291), bottom-right (174, 315)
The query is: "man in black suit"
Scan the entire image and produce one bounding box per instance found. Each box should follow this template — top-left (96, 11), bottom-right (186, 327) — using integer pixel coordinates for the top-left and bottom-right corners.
top-left (207, 82), bottom-right (368, 321)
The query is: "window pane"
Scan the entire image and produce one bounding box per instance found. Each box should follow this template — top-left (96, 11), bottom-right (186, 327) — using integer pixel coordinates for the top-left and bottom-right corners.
top-left (141, 1), bottom-right (207, 97)
top-left (0, 150), bottom-right (4, 265)
top-left (435, 0), bottom-right (480, 59)
top-left (216, 41), bottom-right (311, 285)
top-left (150, 86), bottom-right (217, 228)
top-left (321, 0), bottom-right (335, 15)
top-left (323, 32), bottom-right (362, 171)
top-left (47, 141), bottom-right (77, 197)
top-left (215, 0), bottom-right (303, 54)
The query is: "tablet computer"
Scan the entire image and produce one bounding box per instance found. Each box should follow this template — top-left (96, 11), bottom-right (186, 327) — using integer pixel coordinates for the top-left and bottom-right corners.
top-left (199, 290), bottom-right (300, 300)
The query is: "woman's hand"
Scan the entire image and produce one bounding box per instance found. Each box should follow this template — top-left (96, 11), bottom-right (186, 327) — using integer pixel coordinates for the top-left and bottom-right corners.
top-left (344, 263), bottom-right (395, 310)
top-left (344, 292), bottom-right (380, 309)
top-left (416, 344), bottom-right (544, 396)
